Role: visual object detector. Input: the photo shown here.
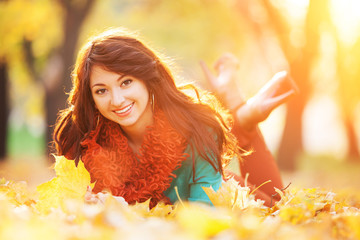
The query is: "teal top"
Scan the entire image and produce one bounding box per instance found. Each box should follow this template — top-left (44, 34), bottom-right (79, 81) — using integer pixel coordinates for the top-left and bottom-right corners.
top-left (163, 145), bottom-right (222, 205)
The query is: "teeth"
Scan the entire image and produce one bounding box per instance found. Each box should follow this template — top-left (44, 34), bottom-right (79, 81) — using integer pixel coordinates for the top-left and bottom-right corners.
top-left (115, 104), bottom-right (133, 114)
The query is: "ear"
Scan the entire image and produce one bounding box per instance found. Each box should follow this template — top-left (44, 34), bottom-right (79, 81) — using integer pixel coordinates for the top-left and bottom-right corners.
top-left (150, 91), bottom-right (155, 112)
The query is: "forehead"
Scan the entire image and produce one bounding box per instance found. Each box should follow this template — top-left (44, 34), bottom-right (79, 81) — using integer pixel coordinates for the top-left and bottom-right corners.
top-left (89, 65), bottom-right (149, 90)
top-left (90, 65), bottom-right (124, 84)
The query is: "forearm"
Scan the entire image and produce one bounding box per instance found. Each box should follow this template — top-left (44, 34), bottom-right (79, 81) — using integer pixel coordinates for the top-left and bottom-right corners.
top-left (232, 120), bottom-right (283, 199)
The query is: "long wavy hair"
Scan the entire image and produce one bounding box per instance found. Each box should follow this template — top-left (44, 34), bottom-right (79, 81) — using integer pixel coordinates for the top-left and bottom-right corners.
top-left (53, 28), bottom-right (239, 177)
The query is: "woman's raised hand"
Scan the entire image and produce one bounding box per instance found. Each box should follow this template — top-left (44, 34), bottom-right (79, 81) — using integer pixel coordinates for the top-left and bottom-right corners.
top-left (236, 71), bottom-right (299, 130)
top-left (201, 53), bottom-right (299, 131)
top-left (200, 53), bottom-right (245, 111)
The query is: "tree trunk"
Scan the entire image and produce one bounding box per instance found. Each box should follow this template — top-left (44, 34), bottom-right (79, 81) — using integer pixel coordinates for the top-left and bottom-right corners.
top-left (335, 36), bottom-right (360, 162)
top-left (0, 61), bottom-right (8, 160)
top-left (344, 114), bottom-right (360, 161)
top-left (277, 63), bottom-right (307, 170)
top-left (263, 0), bottom-right (328, 171)
top-left (45, 0), bottom-right (95, 157)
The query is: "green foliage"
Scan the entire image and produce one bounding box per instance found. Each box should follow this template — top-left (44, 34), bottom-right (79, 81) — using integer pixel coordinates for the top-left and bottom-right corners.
top-left (7, 124), bottom-right (45, 157)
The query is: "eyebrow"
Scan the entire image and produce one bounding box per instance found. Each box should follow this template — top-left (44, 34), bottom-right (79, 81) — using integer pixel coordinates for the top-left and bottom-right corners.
top-left (91, 83), bottom-right (105, 88)
top-left (91, 74), bottom-right (127, 89)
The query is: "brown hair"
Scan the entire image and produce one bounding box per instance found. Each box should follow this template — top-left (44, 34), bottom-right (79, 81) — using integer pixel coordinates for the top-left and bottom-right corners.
top-left (53, 28), bottom-right (239, 177)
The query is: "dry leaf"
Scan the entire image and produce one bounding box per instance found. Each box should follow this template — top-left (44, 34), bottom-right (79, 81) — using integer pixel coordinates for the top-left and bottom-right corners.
top-left (36, 155), bottom-right (93, 214)
top-left (202, 178), bottom-right (265, 210)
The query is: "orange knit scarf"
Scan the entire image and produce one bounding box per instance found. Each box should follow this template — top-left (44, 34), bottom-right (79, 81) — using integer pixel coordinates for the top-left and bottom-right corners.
top-left (80, 111), bottom-right (188, 207)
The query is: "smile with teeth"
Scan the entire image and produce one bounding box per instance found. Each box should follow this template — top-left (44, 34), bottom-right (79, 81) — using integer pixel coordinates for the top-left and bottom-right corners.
top-left (115, 103), bottom-right (134, 114)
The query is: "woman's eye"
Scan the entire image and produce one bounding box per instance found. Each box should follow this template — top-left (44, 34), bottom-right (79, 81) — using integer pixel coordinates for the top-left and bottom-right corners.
top-left (121, 79), bottom-right (133, 87)
top-left (95, 89), bottom-right (107, 95)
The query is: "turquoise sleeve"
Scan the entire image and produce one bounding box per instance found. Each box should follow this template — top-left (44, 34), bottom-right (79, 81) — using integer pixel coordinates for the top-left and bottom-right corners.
top-left (163, 143), bottom-right (223, 205)
top-left (187, 153), bottom-right (222, 205)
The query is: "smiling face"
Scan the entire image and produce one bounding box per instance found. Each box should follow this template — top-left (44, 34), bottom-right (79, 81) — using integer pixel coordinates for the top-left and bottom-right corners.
top-left (90, 65), bottom-right (153, 133)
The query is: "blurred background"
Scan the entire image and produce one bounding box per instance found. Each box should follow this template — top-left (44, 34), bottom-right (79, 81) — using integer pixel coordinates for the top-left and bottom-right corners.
top-left (0, 0), bottom-right (359, 190)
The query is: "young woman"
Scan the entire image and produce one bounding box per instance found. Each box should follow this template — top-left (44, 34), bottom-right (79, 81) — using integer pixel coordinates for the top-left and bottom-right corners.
top-left (53, 28), bottom-right (293, 207)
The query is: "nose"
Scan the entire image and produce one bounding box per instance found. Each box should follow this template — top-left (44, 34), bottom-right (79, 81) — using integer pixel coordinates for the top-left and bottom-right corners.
top-left (111, 89), bottom-right (125, 106)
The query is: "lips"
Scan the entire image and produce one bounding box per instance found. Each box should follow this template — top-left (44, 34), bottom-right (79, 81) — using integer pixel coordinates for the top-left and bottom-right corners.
top-left (114, 103), bottom-right (134, 116)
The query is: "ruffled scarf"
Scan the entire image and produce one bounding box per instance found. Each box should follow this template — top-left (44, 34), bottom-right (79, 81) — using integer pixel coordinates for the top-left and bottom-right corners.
top-left (80, 110), bottom-right (189, 207)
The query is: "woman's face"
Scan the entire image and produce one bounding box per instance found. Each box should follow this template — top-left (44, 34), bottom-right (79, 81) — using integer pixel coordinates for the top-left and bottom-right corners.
top-left (90, 65), bottom-right (153, 132)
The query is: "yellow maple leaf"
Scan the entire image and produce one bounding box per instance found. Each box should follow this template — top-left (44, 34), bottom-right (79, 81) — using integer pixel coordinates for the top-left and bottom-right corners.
top-left (202, 178), bottom-right (264, 210)
top-left (36, 155), bottom-right (93, 214)
top-left (36, 178), bottom-right (60, 213)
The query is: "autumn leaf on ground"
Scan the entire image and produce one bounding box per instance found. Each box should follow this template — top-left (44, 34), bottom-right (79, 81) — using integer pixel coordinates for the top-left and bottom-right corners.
top-left (36, 155), bottom-right (93, 214)
top-left (131, 199), bottom-right (176, 218)
top-left (344, 214), bottom-right (360, 239)
top-left (276, 188), bottom-right (343, 225)
top-left (0, 178), bottom-right (36, 206)
top-left (202, 178), bottom-right (265, 210)
top-left (176, 203), bottom-right (233, 238)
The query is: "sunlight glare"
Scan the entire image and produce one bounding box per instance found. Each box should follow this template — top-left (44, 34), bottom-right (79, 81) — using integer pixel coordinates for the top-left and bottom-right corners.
top-left (330, 0), bottom-right (360, 46)
top-left (285, 0), bottom-right (309, 22)
top-left (303, 95), bottom-right (347, 158)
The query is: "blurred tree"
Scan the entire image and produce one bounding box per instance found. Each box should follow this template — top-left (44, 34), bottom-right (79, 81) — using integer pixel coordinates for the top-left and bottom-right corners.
top-left (0, 60), bottom-right (8, 160)
top-left (3, 0), bottom-right (357, 163)
top-left (336, 39), bottom-right (360, 161)
top-left (0, 0), bottom-right (95, 160)
top-left (241, 0), bottom-right (360, 164)
top-left (327, 0), bottom-right (360, 161)
top-left (44, 0), bottom-right (96, 156)
top-left (0, 0), bottom-right (64, 159)
top-left (93, 0), bottom-right (247, 76)
top-left (261, 0), bottom-right (331, 171)
top-left (21, 0), bottom-right (96, 155)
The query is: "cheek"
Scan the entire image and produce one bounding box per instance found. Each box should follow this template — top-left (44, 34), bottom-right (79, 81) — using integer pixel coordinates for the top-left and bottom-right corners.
top-left (92, 95), bottom-right (107, 111)
top-left (141, 92), bottom-right (150, 106)
top-left (140, 88), bottom-right (150, 103)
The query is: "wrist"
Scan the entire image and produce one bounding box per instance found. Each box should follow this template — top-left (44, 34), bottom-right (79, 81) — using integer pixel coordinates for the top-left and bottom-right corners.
top-left (235, 103), bottom-right (258, 132)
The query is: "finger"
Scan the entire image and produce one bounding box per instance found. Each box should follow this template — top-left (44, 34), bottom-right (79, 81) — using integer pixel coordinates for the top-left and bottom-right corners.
top-left (262, 89), bottom-right (296, 113)
top-left (213, 55), bottom-right (229, 71)
top-left (272, 71), bottom-right (300, 95)
top-left (199, 60), bottom-right (217, 86)
top-left (259, 71), bottom-right (298, 99)
top-left (287, 74), bottom-right (300, 94)
top-left (97, 192), bottom-right (109, 204)
top-left (84, 191), bottom-right (92, 201)
top-left (214, 53), bottom-right (239, 72)
top-left (258, 71), bottom-right (288, 97)
top-left (84, 192), bottom-right (98, 203)
top-left (85, 186), bottom-right (93, 201)
top-left (272, 70), bottom-right (288, 80)
top-left (113, 196), bottom-right (129, 206)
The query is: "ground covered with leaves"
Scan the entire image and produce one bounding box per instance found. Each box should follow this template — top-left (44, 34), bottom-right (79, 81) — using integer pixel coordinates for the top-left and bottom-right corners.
top-left (1, 156), bottom-right (360, 240)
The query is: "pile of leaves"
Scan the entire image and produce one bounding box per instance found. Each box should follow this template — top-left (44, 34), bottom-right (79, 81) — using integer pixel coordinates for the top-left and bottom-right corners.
top-left (1, 156), bottom-right (360, 240)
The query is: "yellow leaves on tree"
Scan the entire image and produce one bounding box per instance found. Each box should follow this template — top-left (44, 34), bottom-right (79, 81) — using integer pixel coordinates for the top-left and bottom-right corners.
top-left (36, 155), bottom-right (93, 214)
